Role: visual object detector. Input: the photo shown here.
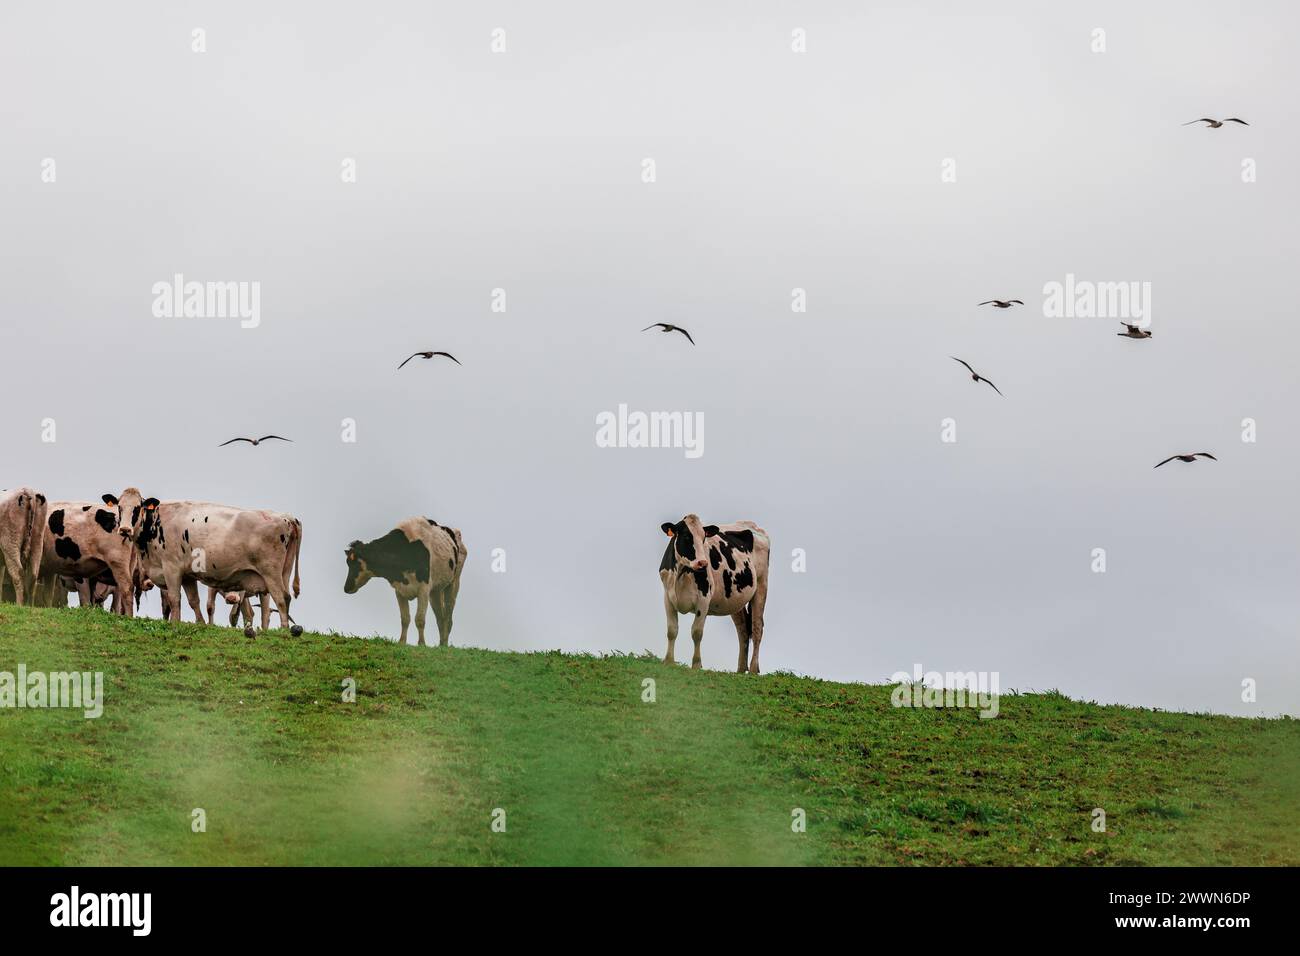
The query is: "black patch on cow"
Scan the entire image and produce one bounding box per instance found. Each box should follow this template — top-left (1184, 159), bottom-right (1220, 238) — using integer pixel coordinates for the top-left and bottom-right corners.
top-left (691, 566), bottom-right (710, 595)
top-left (659, 542), bottom-right (675, 573)
top-left (718, 530), bottom-right (754, 553)
top-left (183, 529), bottom-right (189, 543)
top-left (438, 526), bottom-right (457, 550)
top-left (36, 494), bottom-right (45, 505)
top-left (672, 522), bottom-right (696, 560)
top-left (733, 563), bottom-right (754, 593)
top-left (427, 518), bottom-right (438, 526)
top-left (280, 534), bottom-right (286, 543)
top-left (723, 569), bottom-right (733, 598)
top-left (81, 506), bottom-right (90, 512)
top-left (709, 546), bottom-right (722, 570)
top-left (48, 509), bottom-right (65, 537)
top-left (358, 529), bottom-right (431, 584)
top-left (448, 558), bottom-right (455, 570)
top-left (131, 506), bottom-right (140, 527)
top-left (94, 509), bottom-right (117, 534)
top-left (54, 537), bottom-right (81, 561)
top-left (204, 516), bottom-right (208, 523)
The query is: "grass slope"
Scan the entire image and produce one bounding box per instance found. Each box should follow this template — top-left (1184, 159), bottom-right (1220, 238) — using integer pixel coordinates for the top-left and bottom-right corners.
top-left (0, 605), bottom-right (1295, 866)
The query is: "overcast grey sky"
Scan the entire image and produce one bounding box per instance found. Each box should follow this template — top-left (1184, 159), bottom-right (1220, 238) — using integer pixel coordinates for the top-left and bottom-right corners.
top-left (2, 1), bottom-right (1296, 716)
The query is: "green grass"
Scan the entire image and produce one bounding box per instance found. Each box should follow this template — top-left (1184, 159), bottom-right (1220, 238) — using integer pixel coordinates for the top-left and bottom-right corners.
top-left (0, 605), bottom-right (1296, 866)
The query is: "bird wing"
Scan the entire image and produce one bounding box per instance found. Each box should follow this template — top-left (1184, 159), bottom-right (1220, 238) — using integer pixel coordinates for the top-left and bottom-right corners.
top-left (258, 435), bottom-right (293, 443)
top-left (1121, 322), bottom-right (1137, 332)
top-left (1224, 118), bottom-right (1249, 125)
top-left (641, 324), bottom-right (666, 332)
top-left (432, 352), bottom-right (462, 365)
top-left (675, 327), bottom-right (695, 345)
top-left (1009, 300), bottom-right (1024, 305)
top-left (1196, 452), bottom-right (1217, 460)
top-left (951, 357), bottom-right (976, 375)
top-left (398, 353), bottom-right (422, 369)
top-left (981, 377), bottom-right (1003, 396)
top-left (1153, 456), bottom-right (1178, 468)
top-left (977, 301), bottom-right (997, 306)
top-left (219, 438), bottom-right (252, 447)
top-left (1182, 119), bottom-right (1215, 125)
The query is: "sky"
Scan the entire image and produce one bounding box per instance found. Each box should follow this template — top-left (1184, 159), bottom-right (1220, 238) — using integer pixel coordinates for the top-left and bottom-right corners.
top-left (2, 1), bottom-right (1296, 717)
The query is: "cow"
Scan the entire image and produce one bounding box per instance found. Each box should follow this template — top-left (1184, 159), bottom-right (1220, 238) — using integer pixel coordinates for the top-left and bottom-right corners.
top-left (137, 501), bottom-right (303, 635)
top-left (343, 517), bottom-right (467, 647)
top-left (0, 487), bottom-right (48, 605)
top-left (38, 489), bottom-right (155, 616)
top-left (659, 514), bottom-right (770, 673)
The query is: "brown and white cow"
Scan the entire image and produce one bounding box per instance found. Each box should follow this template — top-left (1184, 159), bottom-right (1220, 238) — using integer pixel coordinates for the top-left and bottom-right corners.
top-left (343, 517), bottom-right (466, 647)
top-left (136, 501), bottom-right (302, 635)
top-left (38, 489), bottom-right (155, 616)
top-left (659, 515), bottom-right (770, 673)
top-left (0, 487), bottom-right (48, 605)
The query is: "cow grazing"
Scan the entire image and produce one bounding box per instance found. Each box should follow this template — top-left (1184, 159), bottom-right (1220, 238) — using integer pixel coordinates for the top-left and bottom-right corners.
top-left (136, 501), bottom-right (303, 635)
top-left (343, 517), bottom-right (467, 647)
top-left (38, 489), bottom-right (155, 616)
top-left (659, 514), bottom-right (771, 673)
top-left (0, 488), bottom-right (48, 605)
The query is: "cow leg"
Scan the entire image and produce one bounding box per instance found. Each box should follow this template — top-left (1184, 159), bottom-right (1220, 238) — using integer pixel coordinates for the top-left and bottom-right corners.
top-left (690, 613), bottom-right (705, 670)
top-left (435, 586), bottom-right (455, 647)
top-left (163, 571), bottom-right (185, 621)
top-left (395, 592), bottom-right (411, 645)
top-left (747, 582), bottom-right (768, 675)
top-left (182, 580), bottom-right (204, 622)
top-left (0, 543), bottom-right (25, 605)
top-left (662, 593), bottom-right (679, 665)
top-left (206, 587), bottom-right (218, 625)
top-left (731, 609), bottom-right (751, 674)
top-left (414, 589), bottom-right (430, 647)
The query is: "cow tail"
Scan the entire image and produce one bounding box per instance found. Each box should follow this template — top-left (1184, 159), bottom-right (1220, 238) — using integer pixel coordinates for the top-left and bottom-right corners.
top-left (290, 520), bottom-right (302, 598)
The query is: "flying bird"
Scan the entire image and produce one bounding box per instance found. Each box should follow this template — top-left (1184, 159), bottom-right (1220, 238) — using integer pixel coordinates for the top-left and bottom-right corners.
top-left (398, 351), bottom-right (462, 369)
top-left (219, 436), bottom-right (293, 447)
top-left (641, 323), bottom-right (695, 345)
top-left (1118, 322), bottom-right (1152, 339)
top-left (950, 357), bottom-right (1003, 396)
top-left (1154, 452), bottom-right (1217, 469)
top-left (1182, 118), bottom-right (1248, 128)
top-left (978, 300), bottom-right (1024, 309)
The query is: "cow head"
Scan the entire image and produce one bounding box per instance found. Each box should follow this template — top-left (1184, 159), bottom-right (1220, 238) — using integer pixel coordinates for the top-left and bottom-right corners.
top-left (99, 489), bottom-right (157, 544)
top-left (660, 514), bottom-right (719, 574)
top-left (343, 541), bottom-right (373, 594)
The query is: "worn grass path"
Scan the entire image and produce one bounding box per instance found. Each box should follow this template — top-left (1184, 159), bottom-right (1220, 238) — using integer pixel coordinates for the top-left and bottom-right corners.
top-left (0, 606), bottom-right (1295, 865)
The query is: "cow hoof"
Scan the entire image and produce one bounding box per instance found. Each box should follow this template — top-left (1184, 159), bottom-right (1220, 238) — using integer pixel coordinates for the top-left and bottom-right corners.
top-left (243, 626), bottom-right (256, 639)
top-left (289, 625), bottom-right (303, 637)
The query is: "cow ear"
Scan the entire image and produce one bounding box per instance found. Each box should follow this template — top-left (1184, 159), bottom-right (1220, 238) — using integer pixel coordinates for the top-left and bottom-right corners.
top-left (660, 522), bottom-right (675, 537)
top-left (102, 494), bottom-right (119, 506)
top-left (143, 498), bottom-right (159, 510)
top-left (703, 525), bottom-right (719, 537)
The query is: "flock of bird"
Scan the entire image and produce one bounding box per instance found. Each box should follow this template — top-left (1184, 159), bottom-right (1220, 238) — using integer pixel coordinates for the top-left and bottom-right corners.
top-left (221, 118), bottom-right (1244, 467)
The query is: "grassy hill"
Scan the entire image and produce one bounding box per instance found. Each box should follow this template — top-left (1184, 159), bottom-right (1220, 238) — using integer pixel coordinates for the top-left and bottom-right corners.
top-left (0, 605), bottom-right (1295, 866)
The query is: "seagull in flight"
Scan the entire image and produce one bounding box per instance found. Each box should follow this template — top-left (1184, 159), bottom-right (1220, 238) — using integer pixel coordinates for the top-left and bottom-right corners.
top-left (1182, 118), bottom-right (1248, 128)
top-left (398, 351), bottom-right (462, 370)
top-left (219, 435), bottom-right (294, 447)
top-left (642, 323), bottom-right (695, 345)
top-left (978, 300), bottom-right (1024, 309)
top-left (1154, 452), bottom-right (1216, 469)
top-left (950, 357), bottom-right (1002, 396)
top-left (1118, 322), bottom-right (1153, 339)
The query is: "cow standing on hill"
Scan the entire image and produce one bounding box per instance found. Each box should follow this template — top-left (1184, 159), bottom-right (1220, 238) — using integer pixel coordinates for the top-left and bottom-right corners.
top-left (136, 501), bottom-right (302, 635)
top-left (343, 517), bottom-right (467, 646)
top-left (659, 514), bottom-right (771, 673)
top-left (38, 489), bottom-right (155, 616)
top-left (0, 487), bottom-right (48, 605)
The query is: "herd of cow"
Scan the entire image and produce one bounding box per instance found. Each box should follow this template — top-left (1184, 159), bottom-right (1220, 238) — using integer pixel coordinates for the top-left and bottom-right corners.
top-left (2, 483), bottom-right (770, 671)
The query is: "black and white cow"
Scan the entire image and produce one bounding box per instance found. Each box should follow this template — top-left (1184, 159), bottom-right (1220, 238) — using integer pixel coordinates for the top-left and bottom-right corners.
top-left (343, 517), bottom-right (467, 647)
top-left (38, 489), bottom-right (156, 616)
top-left (659, 514), bottom-right (771, 673)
